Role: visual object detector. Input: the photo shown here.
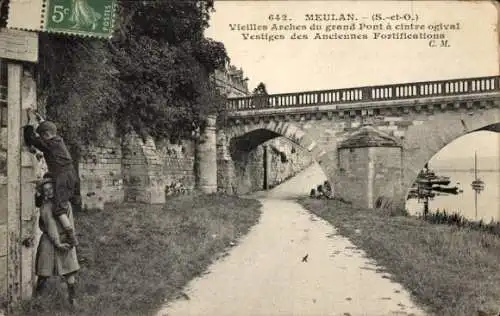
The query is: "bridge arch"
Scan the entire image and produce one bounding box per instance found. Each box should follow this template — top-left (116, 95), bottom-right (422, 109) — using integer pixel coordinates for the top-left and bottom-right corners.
top-left (224, 121), bottom-right (330, 193)
top-left (225, 76), bottom-right (500, 208)
top-left (390, 107), bottom-right (500, 209)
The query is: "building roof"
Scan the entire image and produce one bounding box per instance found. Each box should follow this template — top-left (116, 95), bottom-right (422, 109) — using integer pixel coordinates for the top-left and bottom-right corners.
top-left (338, 125), bottom-right (402, 149)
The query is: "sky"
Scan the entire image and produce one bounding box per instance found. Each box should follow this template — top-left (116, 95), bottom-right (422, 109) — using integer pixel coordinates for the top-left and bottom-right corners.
top-left (205, 1), bottom-right (499, 159)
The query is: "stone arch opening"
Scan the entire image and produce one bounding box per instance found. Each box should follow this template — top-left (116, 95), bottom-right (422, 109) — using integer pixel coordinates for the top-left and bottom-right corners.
top-left (224, 122), bottom-right (330, 195)
top-left (229, 128), bottom-right (281, 159)
top-left (399, 116), bottom-right (499, 211)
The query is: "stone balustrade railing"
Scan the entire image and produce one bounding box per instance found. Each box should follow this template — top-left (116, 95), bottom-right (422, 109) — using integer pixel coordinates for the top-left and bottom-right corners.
top-left (227, 76), bottom-right (500, 111)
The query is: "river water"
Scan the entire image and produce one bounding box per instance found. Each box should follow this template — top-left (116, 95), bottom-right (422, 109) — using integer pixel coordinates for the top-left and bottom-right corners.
top-left (257, 162), bottom-right (500, 222)
top-left (405, 170), bottom-right (500, 222)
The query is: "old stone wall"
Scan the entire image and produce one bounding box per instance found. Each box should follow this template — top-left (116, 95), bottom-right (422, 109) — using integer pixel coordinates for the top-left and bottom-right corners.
top-left (121, 134), bottom-right (196, 204)
top-left (157, 139), bottom-right (196, 195)
top-left (266, 137), bottom-right (314, 188)
top-left (337, 147), bottom-right (370, 207)
top-left (372, 147), bottom-right (403, 209)
top-left (232, 145), bottom-right (264, 194)
top-left (122, 133), bottom-right (164, 204)
top-left (78, 126), bottom-right (197, 207)
top-left (337, 146), bottom-right (403, 209)
top-left (216, 131), bottom-right (235, 194)
top-left (79, 122), bottom-right (123, 210)
top-left (224, 136), bottom-right (314, 194)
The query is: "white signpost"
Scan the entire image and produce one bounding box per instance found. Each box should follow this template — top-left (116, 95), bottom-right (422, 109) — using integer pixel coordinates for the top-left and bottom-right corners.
top-left (0, 28), bottom-right (38, 63)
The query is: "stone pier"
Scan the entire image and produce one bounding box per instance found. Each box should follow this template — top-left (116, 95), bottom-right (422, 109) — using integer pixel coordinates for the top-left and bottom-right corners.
top-left (197, 115), bottom-right (218, 193)
top-left (336, 125), bottom-right (403, 209)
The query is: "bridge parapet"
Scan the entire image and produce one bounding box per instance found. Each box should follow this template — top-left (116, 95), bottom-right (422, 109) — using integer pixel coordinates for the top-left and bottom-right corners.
top-left (227, 76), bottom-right (500, 112)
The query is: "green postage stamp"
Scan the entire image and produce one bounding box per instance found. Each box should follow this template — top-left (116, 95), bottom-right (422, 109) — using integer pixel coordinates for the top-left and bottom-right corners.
top-left (44, 0), bottom-right (117, 38)
top-left (8, 0), bottom-right (117, 38)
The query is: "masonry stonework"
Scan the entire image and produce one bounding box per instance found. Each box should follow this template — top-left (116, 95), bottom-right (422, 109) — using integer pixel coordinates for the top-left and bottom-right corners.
top-left (337, 126), bottom-right (403, 209)
top-left (371, 147), bottom-right (404, 209)
top-left (77, 125), bottom-right (197, 207)
top-left (78, 62), bottom-right (250, 205)
top-left (197, 115), bottom-right (218, 193)
top-left (225, 94), bottom-right (500, 209)
top-left (121, 133), bottom-right (198, 204)
top-left (219, 135), bottom-right (314, 194)
top-left (337, 147), bottom-right (371, 207)
top-left (79, 122), bottom-right (123, 210)
top-left (266, 138), bottom-right (314, 188)
top-left (231, 145), bottom-right (265, 194)
top-left (216, 130), bottom-right (235, 194)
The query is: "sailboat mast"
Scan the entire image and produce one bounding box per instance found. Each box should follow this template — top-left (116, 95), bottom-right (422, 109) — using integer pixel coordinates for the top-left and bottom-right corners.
top-left (475, 151), bottom-right (478, 180)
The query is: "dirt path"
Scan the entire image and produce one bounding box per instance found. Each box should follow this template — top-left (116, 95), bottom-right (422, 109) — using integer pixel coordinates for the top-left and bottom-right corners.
top-left (156, 165), bottom-right (427, 316)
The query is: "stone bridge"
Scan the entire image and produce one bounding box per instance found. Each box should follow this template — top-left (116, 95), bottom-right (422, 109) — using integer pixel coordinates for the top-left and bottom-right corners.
top-left (212, 76), bottom-right (500, 209)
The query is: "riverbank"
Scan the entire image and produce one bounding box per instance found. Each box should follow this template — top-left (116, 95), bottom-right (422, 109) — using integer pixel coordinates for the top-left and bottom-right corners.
top-left (13, 193), bottom-right (261, 316)
top-left (299, 198), bottom-right (500, 316)
top-left (422, 209), bottom-right (500, 237)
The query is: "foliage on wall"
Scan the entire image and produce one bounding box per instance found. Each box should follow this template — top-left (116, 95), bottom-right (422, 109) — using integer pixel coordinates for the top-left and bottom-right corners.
top-left (0, 0), bottom-right (229, 160)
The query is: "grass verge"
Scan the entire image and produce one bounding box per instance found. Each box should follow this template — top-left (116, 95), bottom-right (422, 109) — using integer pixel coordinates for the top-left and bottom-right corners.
top-left (299, 197), bottom-right (500, 316)
top-left (14, 193), bottom-right (261, 316)
top-left (423, 209), bottom-right (500, 236)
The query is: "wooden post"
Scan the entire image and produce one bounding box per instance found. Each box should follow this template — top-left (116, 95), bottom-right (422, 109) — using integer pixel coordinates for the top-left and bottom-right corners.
top-left (263, 145), bottom-right (268, 190)
top-left (0, 58), bottom-right (8, 311)
top-left (6, 62), bottom-right (22, 307)
top-left (0, 28), bottom-right (39, 308)
top-left (20, 68), bottom-right (37, 299)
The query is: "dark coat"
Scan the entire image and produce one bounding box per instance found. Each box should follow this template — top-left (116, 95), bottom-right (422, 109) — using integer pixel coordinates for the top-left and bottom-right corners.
top-left (24, 125), bottom-right (74, 176)
top-left (25, 125), bottom-right (80, 214)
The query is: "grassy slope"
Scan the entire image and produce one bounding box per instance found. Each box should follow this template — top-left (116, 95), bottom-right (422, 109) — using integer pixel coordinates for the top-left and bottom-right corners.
top-left (299, 198), bottom-right (500, 316)
top-left (15, 193), bottom-right (261, 316)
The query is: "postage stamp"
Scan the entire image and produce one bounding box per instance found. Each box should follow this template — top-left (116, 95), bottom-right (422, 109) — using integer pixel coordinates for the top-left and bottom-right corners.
top-left (7, 0), bottom-right (117, 38)
top-left (44, 0), bottom-right (117, 38)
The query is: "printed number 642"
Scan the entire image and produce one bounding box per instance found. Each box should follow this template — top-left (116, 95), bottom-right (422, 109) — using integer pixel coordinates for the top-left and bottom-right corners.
top-left (52, 5), bottom-right (70, 23)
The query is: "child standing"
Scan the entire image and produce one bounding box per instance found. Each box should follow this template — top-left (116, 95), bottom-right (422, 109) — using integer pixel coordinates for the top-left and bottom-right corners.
top-left (35, 176), bottom-right (80, 307)
top-left (24, 111), bottom-right (79, 247)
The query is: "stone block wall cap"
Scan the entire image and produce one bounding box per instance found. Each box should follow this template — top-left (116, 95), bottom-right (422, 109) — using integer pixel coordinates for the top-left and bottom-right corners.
top-left (338, 125), bottom-right (402, 149)
top-left (206, 115), bottom-right (217, 127)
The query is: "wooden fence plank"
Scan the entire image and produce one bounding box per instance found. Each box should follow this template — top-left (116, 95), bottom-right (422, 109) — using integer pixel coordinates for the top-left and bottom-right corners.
top-left (6, 62), bottom-right (22, 306)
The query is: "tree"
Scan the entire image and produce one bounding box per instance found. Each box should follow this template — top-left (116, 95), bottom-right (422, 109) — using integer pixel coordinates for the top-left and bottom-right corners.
top-left (253, 82), bottom-right (268, 95)
top-left (252, 82), bottom-right (268, 108)
top-left (0, 0), bottom-right (230, 159)
top-left (113, 1), bottom-right (229, 141)
top-left (37, 35), bottom-right (122, 160)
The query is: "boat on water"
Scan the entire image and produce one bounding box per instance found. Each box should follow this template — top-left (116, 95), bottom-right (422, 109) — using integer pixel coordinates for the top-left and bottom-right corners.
top-left (416, 169), bottom-right (451, 185)
top-left (431, 185), bottom-right (460, 195)
top-left (407, 163), bottom-right (462, 200)
top-left (417, 178), bottom-right (451, 186)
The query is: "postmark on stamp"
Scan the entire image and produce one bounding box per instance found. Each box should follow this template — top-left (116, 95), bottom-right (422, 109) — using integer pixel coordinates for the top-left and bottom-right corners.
top-left (8, 0), bottom-right (117, 38)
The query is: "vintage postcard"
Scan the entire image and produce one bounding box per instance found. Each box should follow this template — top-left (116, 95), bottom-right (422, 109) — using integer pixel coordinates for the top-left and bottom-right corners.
top-left (0, 1), bottom-right (499, 315)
